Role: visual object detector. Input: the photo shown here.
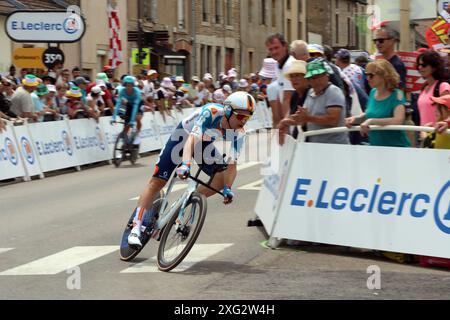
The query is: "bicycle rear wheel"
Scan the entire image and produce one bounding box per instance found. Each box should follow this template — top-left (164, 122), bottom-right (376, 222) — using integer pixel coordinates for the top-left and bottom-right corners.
top-left (113, 132), bottom-right (126, 167)
top-left (157, 192), bottom-right (207, 272)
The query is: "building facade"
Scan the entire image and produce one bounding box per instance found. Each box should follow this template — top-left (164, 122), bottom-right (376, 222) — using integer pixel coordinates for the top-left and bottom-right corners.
top-left (240, 0), bottom-right (284, 75)
top-left (307, 0), bottom-right (368, 50)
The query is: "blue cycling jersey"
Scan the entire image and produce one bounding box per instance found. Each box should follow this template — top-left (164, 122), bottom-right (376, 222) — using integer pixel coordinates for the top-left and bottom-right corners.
top-left (113, 87), bottom-right (142, 124)
top-left (181, 103), bottom-right (246, 162)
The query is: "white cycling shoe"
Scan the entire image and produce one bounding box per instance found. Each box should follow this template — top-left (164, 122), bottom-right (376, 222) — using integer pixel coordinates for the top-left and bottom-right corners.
top-left (128, 226), bottom-right (142, 248)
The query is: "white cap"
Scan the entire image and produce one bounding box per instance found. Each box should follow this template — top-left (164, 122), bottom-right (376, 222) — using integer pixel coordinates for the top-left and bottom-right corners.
top-left (96, 80), bottom-right (107, 88)
top-left (227, 70), bottom-right (238, 78)
top-left (223, 84), bottom-right (232, 93)
top-left (238, 79), bottom-right (249, 88)
top-left (91, 86), bottom-right (105, 95)
top-left (46, 85), bottom-right (57, 93)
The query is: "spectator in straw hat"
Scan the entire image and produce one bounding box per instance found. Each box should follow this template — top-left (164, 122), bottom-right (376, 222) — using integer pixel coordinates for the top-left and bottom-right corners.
top-left (278, 59), bottom-right (349, 145)
top-left (10, 74), bottom-right (40, 121)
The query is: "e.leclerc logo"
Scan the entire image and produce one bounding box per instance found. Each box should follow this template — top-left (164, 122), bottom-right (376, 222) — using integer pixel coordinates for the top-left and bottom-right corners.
top-left (63, 16), bottom-right (80, 34)
top-left (72, 127), bottom-right (106, 151)
top-left (20, 137), bottom-right (35, 165)
top-left (0, 137), bottom-right (19, 166)
top-left (34, 130), bottom-right (73, 157)
top-left (291, 178), bottom-right (450, 235)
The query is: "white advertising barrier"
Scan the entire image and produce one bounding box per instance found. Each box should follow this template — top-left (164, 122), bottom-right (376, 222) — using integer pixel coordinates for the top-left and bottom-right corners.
top-left (27, 120), bottom-right (79, 173)
top-left (254, 133), bottom-right (297, 235)
top-left (68, 119), bottom-right (111, 165)
top-left (139, 112), bottom-right (163, 153)
top-left (174, 107), bottom-right (196, 124)
top-left (0, 124), bottom-right (26, 180)
top-left (12, 125), bottom-right (43, 178)
top-left (154, 112), bottom-right (179, 144)
top-left (259, 126), bottom-right (450, 259)
top-left (258, 100), bottom-right (273, 129)
top-left (98, 116), bottom-right (123, 153)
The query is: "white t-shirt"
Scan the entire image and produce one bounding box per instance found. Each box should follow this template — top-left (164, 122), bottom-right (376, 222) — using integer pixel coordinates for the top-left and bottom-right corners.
top-left (267, 80), bottom-right (279, 102)
top-left (276, 55), bottom-right (296, 104)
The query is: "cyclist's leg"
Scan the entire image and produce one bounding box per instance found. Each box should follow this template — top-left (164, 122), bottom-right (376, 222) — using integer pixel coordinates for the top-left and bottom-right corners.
top-left (197, 143), bottom-right (226, 197)
top-left (131, 125), bottom-right (187, 228)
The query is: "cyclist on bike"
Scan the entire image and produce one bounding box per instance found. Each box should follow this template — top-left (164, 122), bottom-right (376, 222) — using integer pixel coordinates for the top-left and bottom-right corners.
top-left (127, 91), bottom-right (255, 248)
top-left (111, 76), bottom-right (143, 146)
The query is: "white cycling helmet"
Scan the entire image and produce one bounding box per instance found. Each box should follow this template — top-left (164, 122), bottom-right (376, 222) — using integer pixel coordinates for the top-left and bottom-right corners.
top-left (223, 91), bottom-right (256, 118)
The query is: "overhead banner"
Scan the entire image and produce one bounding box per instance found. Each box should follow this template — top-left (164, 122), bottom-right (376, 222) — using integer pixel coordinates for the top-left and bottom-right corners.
top-left (13, 125), bottom-right (42, 178)
top-left (68, 119), bottom-right (111, 165)
top-left (0, 124), bottom-right (26, 180)
top-left (27, 121), bottom-right (78, 173)
top-left (270, 143), bottom-right (450, 259)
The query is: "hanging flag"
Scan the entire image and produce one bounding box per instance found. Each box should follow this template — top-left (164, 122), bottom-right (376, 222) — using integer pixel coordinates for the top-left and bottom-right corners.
top-left (107, 5), bottom-right (123, 69)
top-left (425, 10), bottom-right (450, 50)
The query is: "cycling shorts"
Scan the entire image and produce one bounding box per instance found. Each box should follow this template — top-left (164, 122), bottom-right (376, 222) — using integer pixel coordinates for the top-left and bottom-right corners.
top-left (120, 101), bottom-right (144, 124)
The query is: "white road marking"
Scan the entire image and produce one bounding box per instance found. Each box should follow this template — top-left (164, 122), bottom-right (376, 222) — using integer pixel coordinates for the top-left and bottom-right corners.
top-left (238, 179), bottom-right (263, 191)
top-left (0, 248), bottom-right (14, 255)
top-left (129, 162), bottom-right (260, 200)
top-left (120, 243), bottom-right (234, 273)
top-left (0, 246), bottom-right (118, 276)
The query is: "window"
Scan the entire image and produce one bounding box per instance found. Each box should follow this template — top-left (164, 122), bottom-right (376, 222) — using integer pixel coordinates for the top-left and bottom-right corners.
top-left (335, 13), bottom-right (339, 44)
top-left (202, 0), bottom-right (208, 22)
top-left (298, 0), bottom-right (303, 14)
top-left (249, 51), bottom-right (254, 73)
top-left (216, 47), bottom-right (222, 78)
top-left (272, 0), bottom-right (276, 27)
top-left (298, 21), bottom-right (303, 39)
top-left (248, 0), bottom-right (252, 23)
top-left (287, 19), bottom-right (292, 43)
top-left (201, 45), bottom-right (206, 75)
top-left (226, 0), bottom-right (232, 26)
top-left (287, 0), bottom-right (291, 10)
top-left (215, 0), bottom-right (221, 24)
top-left (225, 48), bottom-right (234, 72)
top-left (207, 46), bottom-right (212, 73)
top-left (261, 0), bottom-right (267, 25)
top-left (177, 0), bottom-right (185, 29)
top-left (144, 0), bottom-right (157, 22)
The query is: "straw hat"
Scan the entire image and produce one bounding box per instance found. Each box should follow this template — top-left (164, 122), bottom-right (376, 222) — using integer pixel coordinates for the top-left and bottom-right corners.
top-left (284, 60), bottom-right (307, 79)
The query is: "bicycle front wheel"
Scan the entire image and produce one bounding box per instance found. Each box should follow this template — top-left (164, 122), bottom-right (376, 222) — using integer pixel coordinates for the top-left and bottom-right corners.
top-left (157, 192), bottom-right (207, 272)
top-left (113, 132), bottom-right (126, 167)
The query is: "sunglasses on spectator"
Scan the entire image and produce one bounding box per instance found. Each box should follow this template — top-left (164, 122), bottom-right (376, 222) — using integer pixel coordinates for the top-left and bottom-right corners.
top-left (372, 38), bottom-right (393, 44)
top-left (365, 72), bottom-right (377, 79)
top-left (232, 111), bottom-right (252, 122)
top-left (417, 62), bottom-right (429, 68)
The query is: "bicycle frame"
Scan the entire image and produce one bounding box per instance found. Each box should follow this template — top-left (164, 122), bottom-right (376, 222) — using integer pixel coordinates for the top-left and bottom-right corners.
top-left (153, 167), bottom-right (225, 239)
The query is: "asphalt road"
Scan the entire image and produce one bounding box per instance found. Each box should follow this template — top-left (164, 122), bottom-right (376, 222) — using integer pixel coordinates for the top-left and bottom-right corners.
top-left (0, 133), bottom-right (449, 300)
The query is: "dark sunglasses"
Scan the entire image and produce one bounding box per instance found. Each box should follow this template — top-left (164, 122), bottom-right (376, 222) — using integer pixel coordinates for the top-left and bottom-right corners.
top-left (365, 72), bottom-right (377, 79)
top-left (232, 110), bottom-right (252, 122)
top-left (372, 38), bottom-right (393, 44)
top-left (417, 63), bottom-right (429, 68)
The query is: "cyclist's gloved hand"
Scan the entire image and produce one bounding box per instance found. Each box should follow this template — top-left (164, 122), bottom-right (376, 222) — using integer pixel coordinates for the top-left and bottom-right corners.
top-left (110, 118), bottom-right (116, 125)
top-left (223, 185), bottom-right (234, 204)
top-left (176, 161), bottom-right (191, 180)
